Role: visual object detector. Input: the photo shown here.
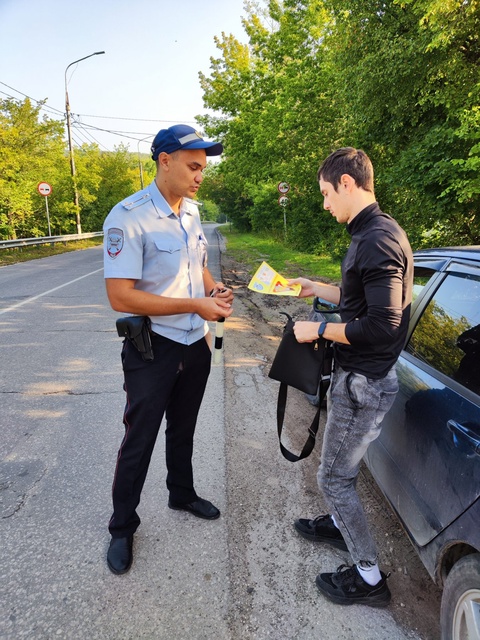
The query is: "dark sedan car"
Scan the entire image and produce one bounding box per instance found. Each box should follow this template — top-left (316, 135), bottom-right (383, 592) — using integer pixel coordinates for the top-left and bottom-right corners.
top-left (361, 247), bottom-right (480, 639)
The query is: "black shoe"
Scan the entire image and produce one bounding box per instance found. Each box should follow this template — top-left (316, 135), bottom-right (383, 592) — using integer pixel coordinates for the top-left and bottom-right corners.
top-left (107, 536), bottom-right (133, 575)
top-left (168, 497), bottom-right (220, 520)
top-left (294, 514), bottom-right (348, 551)
top-left (316, 564), bottom-right (391, 607)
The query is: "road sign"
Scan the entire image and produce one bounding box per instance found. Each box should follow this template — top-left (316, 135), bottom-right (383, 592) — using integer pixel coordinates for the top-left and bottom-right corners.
top-left (278, 195), bottom-right (289, 207)
top-left (277, 181), bottom-right (290, 194)
top-left (37, 183), bottom-right (52, 235)
top-left (37, 182), bottom-right (53, 196)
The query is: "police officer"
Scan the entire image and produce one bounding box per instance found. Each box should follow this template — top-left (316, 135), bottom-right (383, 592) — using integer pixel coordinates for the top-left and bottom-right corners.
top-left (103, 124), bottom-right (234, 575)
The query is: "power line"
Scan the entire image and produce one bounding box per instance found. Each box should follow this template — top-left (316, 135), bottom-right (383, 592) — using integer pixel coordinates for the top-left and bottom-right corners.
top-left (1, 83), bottom-right (155, 144)
top-left (1, 82), bottom-right (165, 144)
top-left (0, 81), bottom-right (65, 117)
top-left (76, 113), bottom-right (196, 124)
top-left (71, 121), bottom-right (110, 151)
top-left (0, 80), bottom-right (197, 137)
top-left (71, 131), bottom-right (85, 148)
top-left (71, 117), bottom-right (156, 142)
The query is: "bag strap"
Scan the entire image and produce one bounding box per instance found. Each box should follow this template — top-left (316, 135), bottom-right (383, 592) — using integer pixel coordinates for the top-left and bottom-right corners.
top-left (274, 306), bottom-right (335, 461)
top-left (276, 335), bottom-right (333, 462)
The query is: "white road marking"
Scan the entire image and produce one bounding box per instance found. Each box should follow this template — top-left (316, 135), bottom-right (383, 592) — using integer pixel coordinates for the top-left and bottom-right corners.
top-left (0, 268), bottom-right (104, 316)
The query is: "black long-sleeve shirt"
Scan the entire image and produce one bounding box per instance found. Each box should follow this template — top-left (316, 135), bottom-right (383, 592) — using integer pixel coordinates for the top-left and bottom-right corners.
top-left (334, 202), bottom-right (413, 378)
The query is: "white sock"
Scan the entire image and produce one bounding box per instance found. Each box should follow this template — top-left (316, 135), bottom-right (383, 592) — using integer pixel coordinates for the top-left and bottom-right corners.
top-left (331, 514), bottom-right (339, 529)
top-left (357, 563), bottom-right (382, 586)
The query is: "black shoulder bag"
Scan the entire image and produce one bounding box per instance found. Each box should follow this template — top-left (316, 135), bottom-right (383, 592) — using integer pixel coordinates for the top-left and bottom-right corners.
top-left (268, 301), bottom-right (337, 462)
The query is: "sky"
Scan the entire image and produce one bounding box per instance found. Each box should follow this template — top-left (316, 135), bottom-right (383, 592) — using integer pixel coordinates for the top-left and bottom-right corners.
top-left (0, 0), bottom-right (248, 154)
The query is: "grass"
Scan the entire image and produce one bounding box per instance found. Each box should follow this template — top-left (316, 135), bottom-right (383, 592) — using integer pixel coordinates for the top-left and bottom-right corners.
top-left (218, 225), bottom-right (341, 283)
top-left (0, 238), bottom-right (103, 267)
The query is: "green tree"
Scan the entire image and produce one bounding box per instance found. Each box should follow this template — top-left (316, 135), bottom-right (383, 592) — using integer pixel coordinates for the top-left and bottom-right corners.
top-left (0, 98), bottom-right (68, 238)
top-left (199, 0), bottom-right (349, 253)
top-left (313, 0), bottom-right (480, 246)
top-left (75, 143), bottom-right (144, 232)
top-left (199, 0), bottom-right (479, 252)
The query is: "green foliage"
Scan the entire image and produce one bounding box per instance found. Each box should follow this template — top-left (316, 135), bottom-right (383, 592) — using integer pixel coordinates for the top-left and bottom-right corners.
top-left (198, 198), bottom-right (219, 222)
top-left (0, 98), bottom-right (68, 238)
top-left (0, 97), bottom-right (146, 239)
top-left (199, 0), bottom-right (340, 250)
top-left (199, 161), bottom-right (255, 231)
top-left (199, 0), bottom-right (480, 251)
top-left (76, 143), bottom-right (141, 231)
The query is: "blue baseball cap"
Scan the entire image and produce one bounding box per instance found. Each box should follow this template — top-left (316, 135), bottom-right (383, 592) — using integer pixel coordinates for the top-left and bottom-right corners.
top-left (150, 124), bottom-right (223, 160)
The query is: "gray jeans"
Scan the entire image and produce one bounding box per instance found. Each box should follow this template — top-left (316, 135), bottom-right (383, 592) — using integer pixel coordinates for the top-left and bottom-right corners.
top-left (317, 365), bottom-right (398, 566)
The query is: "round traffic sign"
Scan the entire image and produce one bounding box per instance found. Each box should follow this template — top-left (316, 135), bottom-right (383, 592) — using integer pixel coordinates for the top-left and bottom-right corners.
top-left (278, 195), bottom-right (289, 207)
top-left (277, 181), bottom-right (290, 194)
top-left (37, 182), bottom-right (52, 196)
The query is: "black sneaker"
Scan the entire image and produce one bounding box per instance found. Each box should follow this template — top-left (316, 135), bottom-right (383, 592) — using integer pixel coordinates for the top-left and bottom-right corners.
top-left (316, 564), bottom-right (391, 607)
top-left (294, 515), bottom-right (348, 551)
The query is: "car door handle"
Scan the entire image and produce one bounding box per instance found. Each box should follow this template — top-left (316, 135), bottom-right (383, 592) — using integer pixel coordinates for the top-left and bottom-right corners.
top-left (447, 420), bottom-right (480, 456)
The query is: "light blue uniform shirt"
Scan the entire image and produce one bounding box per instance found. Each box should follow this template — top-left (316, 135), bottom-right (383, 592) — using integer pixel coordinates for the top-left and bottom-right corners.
top-left (103, 180), bottom-right (209, 345)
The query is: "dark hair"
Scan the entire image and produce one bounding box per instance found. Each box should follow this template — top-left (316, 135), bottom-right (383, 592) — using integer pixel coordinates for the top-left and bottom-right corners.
top-left (317, 147), bottom-right (374, 193)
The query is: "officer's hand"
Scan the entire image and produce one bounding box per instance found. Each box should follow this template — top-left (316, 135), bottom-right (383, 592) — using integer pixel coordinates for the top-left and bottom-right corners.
top-left (210, 283), bottom-right (234, 305)
top-left (196, 297), bottom-right (233, 321)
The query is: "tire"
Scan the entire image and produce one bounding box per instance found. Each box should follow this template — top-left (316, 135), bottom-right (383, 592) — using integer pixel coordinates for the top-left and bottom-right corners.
top-left (440, 553), bottom-right (480, 640)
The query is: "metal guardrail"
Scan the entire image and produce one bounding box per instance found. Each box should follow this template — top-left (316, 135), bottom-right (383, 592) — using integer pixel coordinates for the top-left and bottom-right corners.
top-left (0, 231), bottom-right (103, 250)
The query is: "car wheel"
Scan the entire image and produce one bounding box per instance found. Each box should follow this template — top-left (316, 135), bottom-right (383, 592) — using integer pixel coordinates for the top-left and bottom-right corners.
top-left (441, 553), bottom-right (480, 640)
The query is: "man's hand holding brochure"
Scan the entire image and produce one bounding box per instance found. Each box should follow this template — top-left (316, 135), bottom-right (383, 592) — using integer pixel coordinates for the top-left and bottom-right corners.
top-left (248, 261), bottom-right (301, 296)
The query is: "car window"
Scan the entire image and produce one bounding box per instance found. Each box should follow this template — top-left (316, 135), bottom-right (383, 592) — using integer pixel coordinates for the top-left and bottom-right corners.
top-left (411, 266), bottom-right (437, 302)
top-left (406, 272), bottom-right (480, 395)
top-left (412, 277), bottom-right (431, 302)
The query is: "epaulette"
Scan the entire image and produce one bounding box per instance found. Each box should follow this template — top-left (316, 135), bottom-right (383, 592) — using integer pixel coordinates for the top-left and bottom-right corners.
top-left (182, 198), bottom-right (200, 214)
top-left (122, 193), bottom-right (152, 211)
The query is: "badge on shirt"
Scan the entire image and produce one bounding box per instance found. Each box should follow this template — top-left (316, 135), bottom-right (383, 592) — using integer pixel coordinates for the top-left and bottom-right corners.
top-left (107, 227), bottom-right (124, 259)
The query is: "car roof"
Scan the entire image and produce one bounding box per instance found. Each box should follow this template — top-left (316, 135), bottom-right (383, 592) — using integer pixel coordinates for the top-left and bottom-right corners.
top-left (414, 246), bottom-right (480, 260)
top-left (413, 246), bottom-right (480, 271)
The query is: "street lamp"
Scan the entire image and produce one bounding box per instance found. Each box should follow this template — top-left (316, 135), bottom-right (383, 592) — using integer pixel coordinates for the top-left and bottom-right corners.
top-left (137, 134), bottom-right (153, 190)
top-left (64, 51), bottom-right (105, 234)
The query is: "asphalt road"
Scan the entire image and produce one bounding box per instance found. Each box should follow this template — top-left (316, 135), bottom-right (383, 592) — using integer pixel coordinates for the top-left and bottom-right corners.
top-left (0, 227), bottom-right (432, 639)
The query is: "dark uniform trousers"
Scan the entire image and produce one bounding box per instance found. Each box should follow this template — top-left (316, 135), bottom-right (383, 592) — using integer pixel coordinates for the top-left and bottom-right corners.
top-left (109, 332), bottom-right (212, 538)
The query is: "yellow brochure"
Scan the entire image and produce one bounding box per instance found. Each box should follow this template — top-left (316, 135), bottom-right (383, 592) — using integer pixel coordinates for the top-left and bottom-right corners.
top-left (247, 261), bottom-right (301, 296)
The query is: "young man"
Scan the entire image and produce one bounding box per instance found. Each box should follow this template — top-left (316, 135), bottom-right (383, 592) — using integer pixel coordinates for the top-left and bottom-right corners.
top-left (103, 124), bottom-right (234, 575)
top-left (289, 147), bottom-right (413, 606)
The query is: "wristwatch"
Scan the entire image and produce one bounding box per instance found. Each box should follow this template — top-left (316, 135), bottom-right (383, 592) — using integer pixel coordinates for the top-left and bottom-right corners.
top-left (318, 321), bottom-right (328, 337)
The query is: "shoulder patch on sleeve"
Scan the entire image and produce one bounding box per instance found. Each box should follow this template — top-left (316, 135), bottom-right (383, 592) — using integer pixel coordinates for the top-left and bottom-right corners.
top-left (122, 193), bottom-right (152, 211)
top-left (106, 227), bottom-right (124, 259)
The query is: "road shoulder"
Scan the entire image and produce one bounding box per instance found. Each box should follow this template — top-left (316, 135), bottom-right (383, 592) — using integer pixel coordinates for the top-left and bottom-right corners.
top-left (220, 252), bottom-right (441, 640)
